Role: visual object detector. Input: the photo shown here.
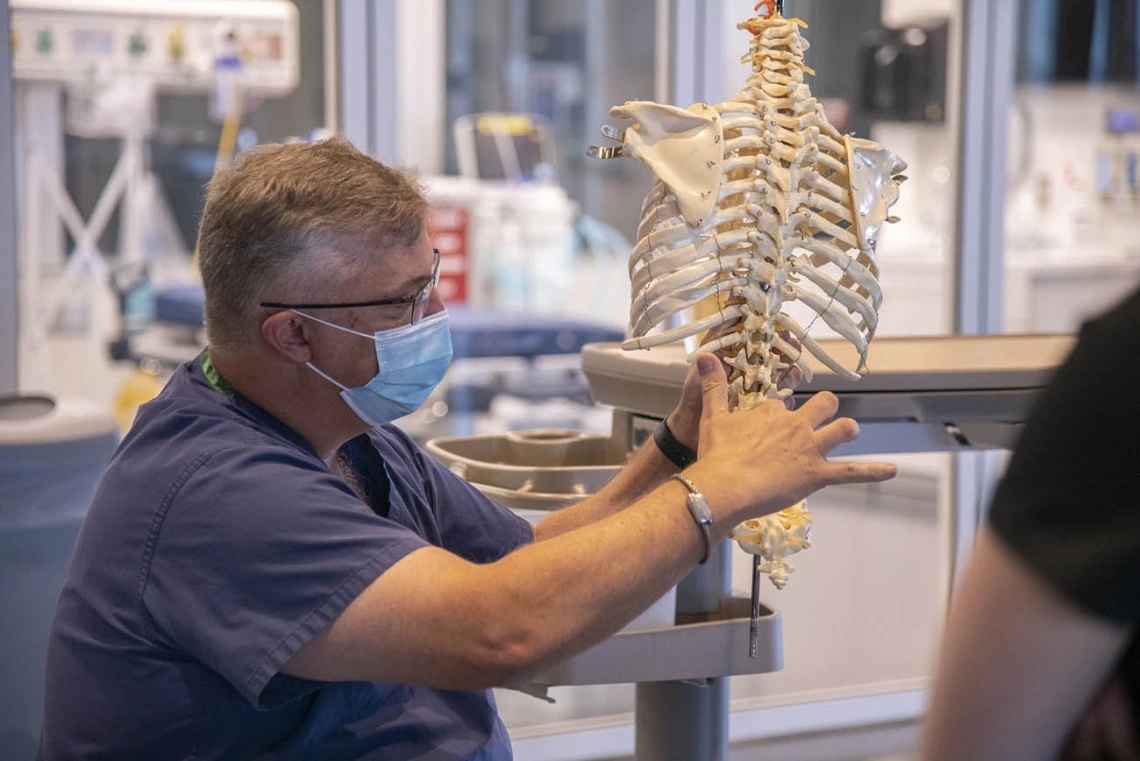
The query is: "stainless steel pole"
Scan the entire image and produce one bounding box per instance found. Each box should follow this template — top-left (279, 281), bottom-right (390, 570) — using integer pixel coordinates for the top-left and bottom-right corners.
top-left (949, 0), bottom-right (1017, 591)
top-left (338, 0), bottom-right (372, 153)
top-left (635, 540), bottom-right (733, 761)
top-left (0, 0), bottom-right (19, 395)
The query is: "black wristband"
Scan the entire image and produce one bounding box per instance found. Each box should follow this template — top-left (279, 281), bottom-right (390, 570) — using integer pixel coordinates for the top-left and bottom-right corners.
top-left (654, 419), bottom-right (697, 469)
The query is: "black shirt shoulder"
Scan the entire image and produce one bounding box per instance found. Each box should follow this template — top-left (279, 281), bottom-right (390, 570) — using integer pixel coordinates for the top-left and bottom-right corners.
top-left (989, 285), bottom-right (1140, 624)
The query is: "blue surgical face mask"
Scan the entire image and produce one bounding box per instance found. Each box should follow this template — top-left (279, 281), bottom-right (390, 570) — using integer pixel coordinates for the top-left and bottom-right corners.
top-left (294, 310), bottom-right (453, 427)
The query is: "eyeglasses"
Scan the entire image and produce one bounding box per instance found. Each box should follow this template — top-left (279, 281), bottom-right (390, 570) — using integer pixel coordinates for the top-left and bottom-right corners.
top-left (260, 249), bottom-right (441, 325)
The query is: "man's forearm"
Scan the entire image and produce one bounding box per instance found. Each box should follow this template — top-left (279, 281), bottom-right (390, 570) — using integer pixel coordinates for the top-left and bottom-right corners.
top-left (533, 432), bottom-right (679, 541)
top-left (287, 466), bottom-right (729, 690)
top-left (486, 469), bottom-right (726, 677)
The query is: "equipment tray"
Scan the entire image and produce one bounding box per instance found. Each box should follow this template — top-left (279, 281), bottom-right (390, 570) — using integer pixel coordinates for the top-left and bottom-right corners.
top-left (531, 597), bottom-right (782, 686)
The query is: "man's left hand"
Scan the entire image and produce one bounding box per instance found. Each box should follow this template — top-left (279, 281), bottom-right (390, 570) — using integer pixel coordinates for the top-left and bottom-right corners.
top-left (665, 360), bottom-right (704, 451)
top-left (666, 340), bottom-right (805, 453)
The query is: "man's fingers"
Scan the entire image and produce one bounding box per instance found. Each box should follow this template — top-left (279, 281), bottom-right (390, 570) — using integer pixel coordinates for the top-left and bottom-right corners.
top-left (815, 418), bottom-right (860, 454)
top-left (695, 353), bottom-right (728, 417)
top-left (823, 460), bottom-right (897, 486)
top-left (680, 358), bottom-right (703, 406)
top-left (797, 390), bottom-right (840, 428)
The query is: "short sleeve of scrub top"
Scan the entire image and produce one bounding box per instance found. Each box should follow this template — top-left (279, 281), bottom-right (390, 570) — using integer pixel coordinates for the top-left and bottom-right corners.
top-left (141, 443), bottom-right (430, 708)
top-left (377, 424), bottom-right (534, 564)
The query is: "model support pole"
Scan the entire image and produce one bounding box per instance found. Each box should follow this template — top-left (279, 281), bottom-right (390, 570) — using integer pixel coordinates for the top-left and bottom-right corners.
top-left (634, 540), bottom-right (733, 761)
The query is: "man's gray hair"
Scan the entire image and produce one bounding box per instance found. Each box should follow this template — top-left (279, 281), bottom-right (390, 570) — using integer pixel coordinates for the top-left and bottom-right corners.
top-left (196, 136), bottom-right (429, 344)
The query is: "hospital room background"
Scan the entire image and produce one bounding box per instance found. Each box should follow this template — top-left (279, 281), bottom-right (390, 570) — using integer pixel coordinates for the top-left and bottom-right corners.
top-left (2, 0), bottom-right (1139, 759)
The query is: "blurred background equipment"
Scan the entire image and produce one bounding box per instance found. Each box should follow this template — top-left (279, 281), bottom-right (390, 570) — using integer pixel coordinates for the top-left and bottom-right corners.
top-left (1003, 0), bottom-right (1140, 333)
top-left (860, 21), bottom-right (949, 124)
top-left (454, 112), bottom-right (558, 182)
top-left (10, 0), bottom-right (301, 406)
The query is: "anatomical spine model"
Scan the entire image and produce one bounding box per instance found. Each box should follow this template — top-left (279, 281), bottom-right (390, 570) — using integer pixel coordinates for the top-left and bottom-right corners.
top-left (591, 5), bottom-right (906, 590)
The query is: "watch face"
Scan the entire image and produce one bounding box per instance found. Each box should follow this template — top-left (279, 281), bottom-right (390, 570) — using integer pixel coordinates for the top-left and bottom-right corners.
top-left (687, 493), bottom-right (714, 524)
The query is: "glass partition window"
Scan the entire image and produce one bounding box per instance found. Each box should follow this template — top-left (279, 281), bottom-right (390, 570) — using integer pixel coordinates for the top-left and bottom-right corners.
top-left (444, 0), bottom-right (657, 245)
top-left (1004, 0), bottom-right (1140, 334)
top-left (415, 0), bottom-right (657, 442)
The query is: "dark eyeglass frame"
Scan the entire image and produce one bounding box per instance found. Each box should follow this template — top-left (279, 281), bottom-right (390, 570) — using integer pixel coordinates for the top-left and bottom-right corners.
top-left (260, 249), bottom-right (441, 324)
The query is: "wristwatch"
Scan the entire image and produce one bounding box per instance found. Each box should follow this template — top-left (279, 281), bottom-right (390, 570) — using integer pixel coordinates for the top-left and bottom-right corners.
top-left (654, 419), bottom-right (698, 469)
top-left (670, 473), bottom-right (713, 565)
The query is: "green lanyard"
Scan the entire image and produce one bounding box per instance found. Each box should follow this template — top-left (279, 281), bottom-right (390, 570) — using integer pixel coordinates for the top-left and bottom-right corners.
top-left (199, 350), bottom-right (236, 400)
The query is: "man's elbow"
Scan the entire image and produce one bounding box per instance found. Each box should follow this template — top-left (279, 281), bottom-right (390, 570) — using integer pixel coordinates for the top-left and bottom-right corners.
top-left (430, 646), bottom-right (538, 692)
top-left (459, 623), bottom-right (549, 690)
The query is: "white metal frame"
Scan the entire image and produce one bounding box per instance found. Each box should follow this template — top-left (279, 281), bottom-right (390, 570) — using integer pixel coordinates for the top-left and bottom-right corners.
top-left (949, 0), bottom-right (1018, 584)
top-left (19, 96), bottom-right (150, 340)
top-left (338, 0), bottom-right (445, 171)
top-left (1, 0), bottom-right (18, 395)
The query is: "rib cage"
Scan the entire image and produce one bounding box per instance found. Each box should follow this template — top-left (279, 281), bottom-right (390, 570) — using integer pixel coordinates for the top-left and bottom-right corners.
top-left (621, 15), bottom-right (906, 405)
top-left (594, 13), bottom-right (906, 588)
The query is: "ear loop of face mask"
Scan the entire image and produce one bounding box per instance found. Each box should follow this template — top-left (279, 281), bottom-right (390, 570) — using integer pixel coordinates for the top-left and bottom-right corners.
top-left (291, 310), bottom-right (379, 341)
top-left (288, 310), bottom-right (371, 392)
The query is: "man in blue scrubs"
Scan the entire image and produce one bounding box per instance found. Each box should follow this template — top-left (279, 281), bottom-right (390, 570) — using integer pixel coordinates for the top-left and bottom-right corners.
top-left (39, 137), bottom-right (896, 760)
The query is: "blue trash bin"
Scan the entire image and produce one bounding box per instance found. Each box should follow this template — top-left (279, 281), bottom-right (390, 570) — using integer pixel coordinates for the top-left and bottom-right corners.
top-left (0, 396), bottom-right (118, 759)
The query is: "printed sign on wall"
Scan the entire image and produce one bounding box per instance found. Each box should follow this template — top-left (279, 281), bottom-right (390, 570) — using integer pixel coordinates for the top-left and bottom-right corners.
top-left (428, 206), bottom-right (469, 304)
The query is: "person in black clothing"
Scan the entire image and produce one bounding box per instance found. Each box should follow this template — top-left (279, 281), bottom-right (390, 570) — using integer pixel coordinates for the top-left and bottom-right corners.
top-left (922, 285), bottom-right (1140, 760)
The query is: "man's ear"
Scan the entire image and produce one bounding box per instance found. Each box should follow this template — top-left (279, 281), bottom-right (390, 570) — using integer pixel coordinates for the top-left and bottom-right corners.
top-left (261, 311), bottom-right (313, 364)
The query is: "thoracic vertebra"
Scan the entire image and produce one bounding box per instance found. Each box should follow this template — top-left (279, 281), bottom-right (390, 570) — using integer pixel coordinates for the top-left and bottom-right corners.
top-left (592, 11), bottom-right (906, 588)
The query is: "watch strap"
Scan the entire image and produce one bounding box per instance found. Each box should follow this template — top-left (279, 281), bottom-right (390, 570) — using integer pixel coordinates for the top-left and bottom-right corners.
top-left (654, 419), bottom-right (698, 469)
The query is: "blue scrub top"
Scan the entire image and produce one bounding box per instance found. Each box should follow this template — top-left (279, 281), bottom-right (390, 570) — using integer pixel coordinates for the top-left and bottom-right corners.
top-left (39, 353), bottom-right (533, 760)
